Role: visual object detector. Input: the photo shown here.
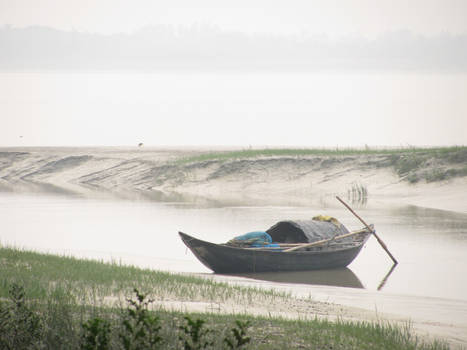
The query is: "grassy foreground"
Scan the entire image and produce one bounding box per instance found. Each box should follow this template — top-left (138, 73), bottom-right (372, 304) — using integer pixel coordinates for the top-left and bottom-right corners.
top-left (0, 247), bottom-right (450, 349)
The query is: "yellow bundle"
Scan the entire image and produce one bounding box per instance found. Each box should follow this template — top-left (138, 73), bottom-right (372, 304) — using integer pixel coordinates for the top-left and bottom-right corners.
top-left (312, 215), bottom-right (342, 228)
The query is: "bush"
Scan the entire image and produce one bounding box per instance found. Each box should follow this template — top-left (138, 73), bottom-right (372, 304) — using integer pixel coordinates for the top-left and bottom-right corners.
top-left (0, 283), bottom-right (44, 349)
top-left (81, 318), bottom-right (111, 350)
top-left (425, 169), bottom-right (447, 182)
top-left (394, 155), bottom-right (425, 175)
top-left (118, 288), bottom-right (162, 350)
top-left (224, 320), bottom-right (251, 349)
top-left (179, 316), bottom-right (213, 350)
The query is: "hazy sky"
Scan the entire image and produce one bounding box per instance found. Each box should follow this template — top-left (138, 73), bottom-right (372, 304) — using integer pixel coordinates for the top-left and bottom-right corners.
top-left (2, 0), bottom-right (467, 37)
top-left (1, 0), bottom-right (466, 147)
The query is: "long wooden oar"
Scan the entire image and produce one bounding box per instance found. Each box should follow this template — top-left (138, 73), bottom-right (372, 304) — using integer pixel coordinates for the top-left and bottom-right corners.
top-left (283, 227), bottom-right (370, 252)
top-left (336, 196), bottom-right (398, 265)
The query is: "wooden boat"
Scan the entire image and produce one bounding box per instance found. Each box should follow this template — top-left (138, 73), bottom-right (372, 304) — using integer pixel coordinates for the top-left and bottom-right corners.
top-left (179, 219), bottom-right (373, 273)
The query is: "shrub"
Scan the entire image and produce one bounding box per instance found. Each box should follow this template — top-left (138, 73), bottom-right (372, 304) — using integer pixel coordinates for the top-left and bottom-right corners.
top-left (179, 316), bottom-right (214, 350)
top-left (425, 169), bottom-right (446, 182)
top-left (394, 155), bottom-right (425, 175)
top-left (118, 288), bottom-right (162, 350)
top-left (0, 283), bottom-right (43, 349)
top-left (81, 317), bottom-right (111, 350)
top-left (224, 320), bottom-right (251, 349)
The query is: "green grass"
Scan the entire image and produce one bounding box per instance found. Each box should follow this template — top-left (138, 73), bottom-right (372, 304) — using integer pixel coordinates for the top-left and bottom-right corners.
top-left (174, 146), bottom-right (467, 184)
top-left (0, 247), bottom-right (454, 349)
top-left (0, 246), bottom-right (288, 307)
top-left (175, 146), bottom-right (467, 164)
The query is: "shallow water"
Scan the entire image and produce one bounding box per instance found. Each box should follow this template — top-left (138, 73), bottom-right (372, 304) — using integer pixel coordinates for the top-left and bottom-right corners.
top-left (1, 71), bottom-right (467, 147)
top-left (2, 191), bottom-right (467, 304)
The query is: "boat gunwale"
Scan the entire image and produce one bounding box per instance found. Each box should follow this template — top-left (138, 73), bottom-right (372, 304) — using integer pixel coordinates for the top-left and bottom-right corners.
top-left (179, 231), bottom-right (371, 255)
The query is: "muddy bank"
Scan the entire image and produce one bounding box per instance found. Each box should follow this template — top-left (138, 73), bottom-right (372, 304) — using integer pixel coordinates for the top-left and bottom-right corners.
top-left (1, 147), bottom-right (466, 212)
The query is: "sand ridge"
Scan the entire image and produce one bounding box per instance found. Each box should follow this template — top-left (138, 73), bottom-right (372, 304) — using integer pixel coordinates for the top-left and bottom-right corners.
top-left (1, 147), bottom-right (466, 213)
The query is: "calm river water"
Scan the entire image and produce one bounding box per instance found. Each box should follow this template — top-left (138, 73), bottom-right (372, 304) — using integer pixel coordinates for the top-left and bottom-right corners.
top-left (2, 71), bottom-right (467, 147)
top-left (2, 191), bottom-right (467, 304)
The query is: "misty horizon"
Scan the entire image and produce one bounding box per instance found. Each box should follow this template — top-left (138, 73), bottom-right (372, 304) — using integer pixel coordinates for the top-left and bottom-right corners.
top-left (1, 24), bottom-right (467, 72)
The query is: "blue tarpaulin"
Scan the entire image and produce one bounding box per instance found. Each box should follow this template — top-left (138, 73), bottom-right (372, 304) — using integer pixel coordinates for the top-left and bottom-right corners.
top-left (227, 231), bottom-right (281, 249)
top-left (233, 231), bottom-right (272, 244)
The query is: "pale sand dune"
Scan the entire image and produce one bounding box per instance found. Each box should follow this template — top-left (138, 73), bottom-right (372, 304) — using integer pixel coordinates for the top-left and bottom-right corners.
top-left (1, 147), bottom-right (466, 213)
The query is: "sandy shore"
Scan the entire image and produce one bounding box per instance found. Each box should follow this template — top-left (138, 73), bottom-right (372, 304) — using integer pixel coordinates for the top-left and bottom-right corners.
top-left (204, 274), bottom-right (467, 348)
top-left (1, 147), bottom-right (467, 347)
top-left (1, 146), bottom-right (466, 213)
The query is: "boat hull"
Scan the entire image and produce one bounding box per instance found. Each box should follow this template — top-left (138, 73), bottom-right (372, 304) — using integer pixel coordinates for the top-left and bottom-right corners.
top-left (179, 231), bottom-right (369, 273)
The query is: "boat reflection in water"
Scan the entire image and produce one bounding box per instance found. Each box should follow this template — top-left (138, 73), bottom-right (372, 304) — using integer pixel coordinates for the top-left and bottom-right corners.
top-left (228, 267), bottom-right (364, 289)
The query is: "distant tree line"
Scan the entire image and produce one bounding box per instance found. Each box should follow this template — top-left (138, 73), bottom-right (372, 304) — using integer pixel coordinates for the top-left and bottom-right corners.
top-left (1, 25), bottom-right (466, 71)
